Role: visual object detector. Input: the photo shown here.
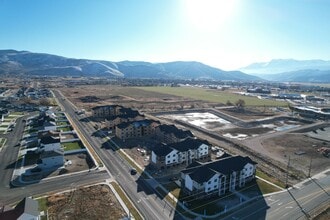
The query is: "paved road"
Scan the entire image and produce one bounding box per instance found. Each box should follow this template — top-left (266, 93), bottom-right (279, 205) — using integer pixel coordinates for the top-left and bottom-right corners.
top-left (223, 170), bottom-right (330, 220)
top-left (0, 114), bottom-right (110, 206)
top-left (54, 90), bottom-right (176, 220)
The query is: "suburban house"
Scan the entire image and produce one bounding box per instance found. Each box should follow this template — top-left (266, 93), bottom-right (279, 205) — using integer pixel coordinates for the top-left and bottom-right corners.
top-left (0, 197), bottom-right (39, 220)
top-left (151, 138), bottom-right (211, 169)
top-left (37, 147), bottom-right (64, 169)
top-left (115, 119), bottom-right (159, 140)
top-left (155, 124), bottom-right (194, 144)
top-left (180, 155), bottom-right (257, 197)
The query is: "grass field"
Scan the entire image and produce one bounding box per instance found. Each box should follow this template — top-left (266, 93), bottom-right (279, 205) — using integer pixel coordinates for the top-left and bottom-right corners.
top-left (37, 197), bottom-right (48, 220)
top-left (136, 86), bottom-right (288, 107)
top-left (62, 141), bottom-right (85, 151)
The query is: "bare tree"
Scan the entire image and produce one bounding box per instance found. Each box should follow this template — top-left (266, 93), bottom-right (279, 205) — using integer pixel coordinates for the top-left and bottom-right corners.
top-left (235, 99), bottom-right (245, 112)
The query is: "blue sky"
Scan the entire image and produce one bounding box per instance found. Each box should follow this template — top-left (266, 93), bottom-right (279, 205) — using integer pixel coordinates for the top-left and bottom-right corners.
top-left (1, 0), bottom-right (329, 70)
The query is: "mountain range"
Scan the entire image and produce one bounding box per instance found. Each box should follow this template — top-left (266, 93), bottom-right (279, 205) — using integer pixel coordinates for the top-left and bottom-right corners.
top-left (0, 50), bottom-right (260, 81)
top-left (1, 50), bottom-right (329, 83)
top-left (239, 59), bottom-right (330, 83)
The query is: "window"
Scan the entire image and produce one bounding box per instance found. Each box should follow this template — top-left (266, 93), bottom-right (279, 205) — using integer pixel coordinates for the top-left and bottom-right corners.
top-left (207, 187), bottom-right (211, 191)
top-left (214, 185), bottom-right (217, 188)
top-left (208, 180), bottom-right (211, 184)
top-left (214, 179), bottom-right (217, 182)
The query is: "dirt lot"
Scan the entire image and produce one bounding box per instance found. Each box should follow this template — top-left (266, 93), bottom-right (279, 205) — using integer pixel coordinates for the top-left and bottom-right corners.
top-left (219, 107), bottom-right (280, 120)
top-left (262, 131), bottom-right (330, 176)
top-left (46, 184), bottom-right (126, 220)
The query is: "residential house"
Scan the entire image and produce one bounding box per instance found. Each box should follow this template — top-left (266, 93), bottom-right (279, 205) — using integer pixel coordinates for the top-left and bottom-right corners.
top-left (181, 156), bottom-right (257, 197)
top-left (37, 147), bottom-right (64, 169)
top-left (115, 119), bottom-right (159, 140)
top-left (151, 138), bottom-right (210, 169)
top-left (0, 197), bottom-right (39, 220)
top-left (155, 124), bottom-right (194, 144)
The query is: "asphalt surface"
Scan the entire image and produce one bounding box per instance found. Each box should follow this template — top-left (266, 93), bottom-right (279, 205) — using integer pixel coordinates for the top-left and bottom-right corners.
top-left (223, 171), bottom-right (330, 220)
top-left (54, 90), bottom-right (176, 220)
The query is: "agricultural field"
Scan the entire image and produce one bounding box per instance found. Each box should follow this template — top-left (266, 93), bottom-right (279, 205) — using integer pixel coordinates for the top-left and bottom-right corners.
top-left (138, 86), bottom-right (288, 107)
top-left (59, 85), bottom-right (288, 116)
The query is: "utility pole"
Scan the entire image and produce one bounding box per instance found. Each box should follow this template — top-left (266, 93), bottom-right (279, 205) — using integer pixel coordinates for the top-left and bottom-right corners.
top-left (308, 157), bottom-right (312, 178)
top-left (285, 156), bottom-right (291, 188)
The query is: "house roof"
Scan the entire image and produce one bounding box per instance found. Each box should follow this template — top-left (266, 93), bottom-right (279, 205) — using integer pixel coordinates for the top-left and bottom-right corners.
top-left (0, 197), bottom-right (39, 220)
top-left (189, 167), bottom-right (217, 184)
top-left (182, 155), bottom-right (257, 183)
top-left (153, 145), bottom-right (175, 157)
top-left (168, 138), bottom-right (209, 152)
top-left (92, 105), bottom-right (120, 111)
top-left (157, 124), bottom-right (193, 139)
top-left (39, 136), bottom-right (60, 145)
top-left (40, 148), bottom-right (64, 158)
top-left (117, 119), bottom-right (158, 129)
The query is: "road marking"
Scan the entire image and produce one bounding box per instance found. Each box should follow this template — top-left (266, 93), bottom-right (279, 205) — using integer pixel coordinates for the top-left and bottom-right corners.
top-left (278, 202), bottom-right (283, 205)
top-left (285, 206), bottom-right (293, 209)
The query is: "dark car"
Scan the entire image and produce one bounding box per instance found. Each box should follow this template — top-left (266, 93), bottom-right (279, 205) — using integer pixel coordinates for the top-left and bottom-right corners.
top-left (30, 167), bottom-right (42, 173)
top-left (130, 168), bottom-right (137, 175)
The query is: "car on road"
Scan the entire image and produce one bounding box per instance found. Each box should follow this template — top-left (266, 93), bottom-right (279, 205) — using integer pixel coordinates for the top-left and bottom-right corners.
top-left (130, 168), bottom-right (137, 175)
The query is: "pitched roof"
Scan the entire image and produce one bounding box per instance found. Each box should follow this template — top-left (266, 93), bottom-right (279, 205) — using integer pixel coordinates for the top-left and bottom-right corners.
top-left (39, 136), bottom-right (60, 145)
top-left (92, 105), bottom-right (120, 110)
top-left (153, 145), bottom-right (175, 157)
top-left (183, 155), bottom-right (257, 183)
top-left (189, 167), bottom-right (217, 184)
top-left (0, 197), bottom-right (39, 220)
top-left (157, 124), bottom-right (193, 139)
top-left (168, 138), bottom-right (209, 152)
top-left (117, 119), bottom-right (158, 129)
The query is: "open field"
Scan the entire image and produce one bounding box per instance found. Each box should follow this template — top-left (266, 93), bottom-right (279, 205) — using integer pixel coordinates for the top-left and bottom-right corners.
top-left (59, 85), bottom-right (287, 115)
top-left (138, 86), bottom-right (288, 107)
top-left (38, 184), bottom-right (127, 220)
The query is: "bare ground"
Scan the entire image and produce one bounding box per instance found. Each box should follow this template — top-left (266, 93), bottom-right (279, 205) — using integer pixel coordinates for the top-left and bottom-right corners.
top-left (262, 132), bottom-right (330, 176)
top-left (46, 184), bottom-right (126, 220)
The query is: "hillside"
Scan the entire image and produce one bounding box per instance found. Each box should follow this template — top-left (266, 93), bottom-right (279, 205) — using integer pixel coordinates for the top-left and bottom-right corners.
top-left (0, 50), bottom-right (260, 81)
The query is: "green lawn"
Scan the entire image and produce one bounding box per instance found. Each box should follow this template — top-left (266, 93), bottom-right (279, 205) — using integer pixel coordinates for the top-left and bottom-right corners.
top-left (58, 126), bottom-right (72, 132)
top-left (62, 141), bottom-right (85, 151)
top-left (137, 86), bottom-right (287, 107)
top-left (37, 197), bottom-right (48, 220)
top-left (256, 170), bottom-right (286, 188)
top-left (255, 179), bottom-right (281, 194)
top-left (56, 121), bottom-right (69, 126)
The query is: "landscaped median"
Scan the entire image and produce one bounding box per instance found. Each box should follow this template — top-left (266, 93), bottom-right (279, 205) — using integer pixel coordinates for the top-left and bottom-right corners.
top-left (110, 182), bottom-right (143, 220)
top-left (0, 138), bottom-right (7, 150)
